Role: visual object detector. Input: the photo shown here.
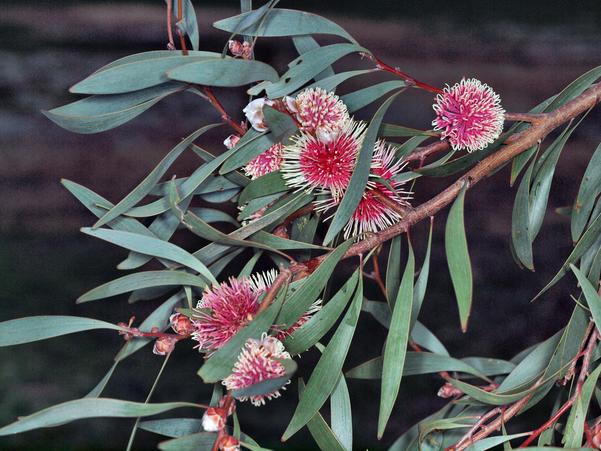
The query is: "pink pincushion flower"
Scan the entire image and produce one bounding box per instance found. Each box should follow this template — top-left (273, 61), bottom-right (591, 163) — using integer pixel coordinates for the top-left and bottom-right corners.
top-left (192, 270), bottom-right (320, 354)
top-left (223, 334), bottom-right (291, 406)
top-left (281, 120), bottom-right (366, 199)
top-left (432, 78), bottom-right (505, 152)
top-left (243, 143), bottom-right (284, 179)
top-left (291, 88), bottom-right (350, 143)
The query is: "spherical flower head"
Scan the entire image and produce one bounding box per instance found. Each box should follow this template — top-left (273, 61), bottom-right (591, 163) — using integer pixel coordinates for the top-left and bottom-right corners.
top-left (223, 334), bottom-right (292, 406)
top-left (292, 88), bottom-right (350, 144)
top-left (192, 271), bottom-right (277, 354)
top-left (202, 407), bottom-right (226, 432)
top-left (169, 313), bottom-right (195, 335)
top-left (243, 98), bottom-right (274, 132)
top-left (432, 78), bottom-right (505, 152)
top-left (223, 134), bottom-right (240, 150)
top-left (281, 120), bottom-right (366, 199)
top-left (243, 143), bottom-right (284, 179)
top-left (344, 141), bottom-right (411, 238)
top-left (152, 336), bottom-right (177, 355)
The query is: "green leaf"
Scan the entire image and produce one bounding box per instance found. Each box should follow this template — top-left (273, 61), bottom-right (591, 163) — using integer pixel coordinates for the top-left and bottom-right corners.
top-left (386, 236), bottom-right (402, 307)
top-left (529, 124), bottom-right (577, 241)
top-left (81, 227), bottom-right (217, 285)
top-left (346, 352), bottom-right (490, 380)
top-left (297, 379), bottom-right (347, 451)
top-left (563, 364), bottom-right (601, 447)
top-left (70, 52), bottom-right (218, 94)
top-left (0, 399), bottom-right (203, 436)
top-left (262, 106), bottom-right (298, 142)
top-left (511, 156), bottom-right (536, 270)
top-left (324, 91), bottom-right (401, 244)
top-left (510, 144), bottom-right (537, 186)
top-left (264, 44), bottom-right (366, 98)
top-left (305, 69), bottom-right (372, 93)
top-left (330, 375), bottom-right (352, 451)
top-left (341, 81), bottom-right (406, 113)
top-left (138, 418), bottom-right (202, 438)
top-left (174, 0), bottom-right (200, 50)
top-left (168, 59), bottom-right (279, 87)
top-left (85, 361), bottom-right (119, 398)
top-left (546, 65), bottom-right (601, 112)
top-left (445, 184), bottom-right (473, 331)
top-left (533, 211), bottom-right (601, 300)
top-left (44, 83), bottom-right (184, 134)
top-left (380, 124), bottom-right (435, 138)
top-left (157, 432), bottom-right (218, 450)
top-left (77, 271), bottom-right (208, 304)
top-left (572, 142), bottom-right (601, 241)
top-left (411, 219), bottom-right (433, 328)
top-left (464, 433), bottom-right (530, 451)
top-left (239, 171), bottom-right (288, 205)
top-left (571, 265), bottom-right (601, 334)
top-left (198, 284), bottom-right (287, 383)
top-left (220, 132), bottom-right (276, 175)
top-left (378, 242), bottom-right (414, 438)
top-left (277, 240), bottom-right (352, 327)
top-left (292, 35), bottom-right (335, 81)
top-left (93, 124), bottom-right (220, 228)
top-left (213, 9), bottom-right (357, 43)
top-left (282, 276), bottom-right (362, 440)
top-left (0, 316), bottom-right (123, 347)
top-left (284, 271), bottom-right (359, 355)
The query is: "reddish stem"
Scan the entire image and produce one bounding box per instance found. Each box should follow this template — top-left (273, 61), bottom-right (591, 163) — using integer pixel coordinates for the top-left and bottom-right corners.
top-left (202, 86), bottom-right (247, 135)
top-left (364, 53), bottom-right (443, 94)
top-left (176, 0), bottom-right (188, 55)
top-left (371, 254), bottom-right (388, 302)
top-left (166, 1), bottom-right (175, 49)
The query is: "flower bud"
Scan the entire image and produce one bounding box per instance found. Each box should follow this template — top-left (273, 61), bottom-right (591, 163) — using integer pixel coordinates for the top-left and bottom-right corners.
top-left (219, 435), bottom-right (240, 451)
top-left (152, 336), bottom-right (177, 355)
top-left (437, 382), bottom-right (463, 399)
top-left (202, 407), bottom-right (226, 432)
top-left (243, 98), bottom-right (274, 132)
top-left (223, 134), bottom-right (241, 150)
top-left (169, 313), bottom-right (195, 335)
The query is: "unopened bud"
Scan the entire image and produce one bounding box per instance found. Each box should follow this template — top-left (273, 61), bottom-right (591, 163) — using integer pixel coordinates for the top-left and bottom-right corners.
top-left (152, 336), bottom-right (177, 355)
top-left (219, 435), bottom-right (240, 451)
top-left (169, 313), bottom-right (195, 335)
top-left (223, 134), bottom-right (241, 149)
top-left (437, 382), bottom-right (463, 399)
top-left (202, 407), bottom-right (226, 432)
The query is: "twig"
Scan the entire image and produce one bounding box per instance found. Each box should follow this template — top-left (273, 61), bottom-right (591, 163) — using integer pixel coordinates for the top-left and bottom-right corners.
top-left (362, 53), bottom-right (443, 94)
top-left (166, 0), bottom-right (175, 49)
top-left (371, 254), bottom-right (388, 302)
top-left (504, 112), bottom-right (544, 124)
top-left (201, 86), bottom-right (247, 135)
top-left (176, 0), bottom-right (188, 55)
top-left (405, 140), bottom-right (450, 163)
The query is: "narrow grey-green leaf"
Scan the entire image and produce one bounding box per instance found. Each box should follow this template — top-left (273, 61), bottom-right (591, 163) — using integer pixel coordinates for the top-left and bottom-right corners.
top-left (71, 52), bottom-right (218, 94)
top-left (81, 227), bottom-right (216, 285)
top-left (511, 156), bottom-right (536, 270)
top-left (330, 375), bottom-right (352, 451)
top-left (94, 125), bottom-right (219, 228)
top-left (174, 0), bottom-right (200, 50)
top-left (0, 399), bottom-right (203, 436)
top-left (445, 184), bottom-right (472, 331)
top-left (157, 432), bottom-right (218, 450)
top-left (138, 418), bottom-right (202, 438)
top-left (378, 242), bottom-right (414, 438)
top-left (0, 316), bottom-right (123, 347)
top-left (284, 271), bottom-right (359, 355)
top-left (410, 219), bottom-right (433, 329)
top-left (282, 276), bottom-right (362, 440)
top-left (386, 236), bottom-right (401, 307)
top-left (292, 35), bottom-right (335, 81)
top-left (324, 91), bottom-right (401, 244)
top-left (85, 361), bottom-right (119, 398)
top-left (341, 81), bottom-right (406, 113)
top-left (305, 69), bottom-right (372, 93)
top-left (239, 171), bottom-right (288, 204)
top-left (262, 106), bottom-right (298, 141)
top-left (213, 9), bottom-right (357, 43)
top-left (168, 59), bottom-right (279, 87)
top-left (571, 265), bottom-right (601, 334)
top-left (572, 142), bottom-right (601, 241)
top-left (45, 83), bottom-right (184, 134)
top-left (563, 364), bottom-right (601, 447)
top-left (77, 271), bottom-right (208, 304)
top-left (465, 433), bottom-right (530, 451)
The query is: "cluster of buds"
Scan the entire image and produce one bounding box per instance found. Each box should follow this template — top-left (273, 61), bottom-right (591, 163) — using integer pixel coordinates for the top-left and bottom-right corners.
top-left (201, 397), bottom-right (240, 450)
top-left (228, 40), bottom-right (253, 60)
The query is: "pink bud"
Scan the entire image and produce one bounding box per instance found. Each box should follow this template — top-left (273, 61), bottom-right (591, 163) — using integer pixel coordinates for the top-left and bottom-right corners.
top-left (169, 313), bottom-right (195, 335)
top-left (152, 336), bottom-right (177, 355)
top-left (228, 40), bottom-right (244, 56)
top-left (437, 382), bottom-right (463, 399)
top-left (202, 407), bottom-right (226, 432)
top-left (223, 134), bottom-right (241, 150)
top-left (219, 435), bottom-right (240, 451)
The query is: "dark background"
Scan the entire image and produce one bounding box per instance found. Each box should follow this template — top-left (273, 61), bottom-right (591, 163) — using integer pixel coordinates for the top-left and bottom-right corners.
top-left (1, 1), bottom-right (601, 450)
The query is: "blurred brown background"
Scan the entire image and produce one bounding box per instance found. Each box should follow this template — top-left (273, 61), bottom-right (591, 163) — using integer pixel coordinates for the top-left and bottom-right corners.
top-left (1, 1), bottom-right (601, 449)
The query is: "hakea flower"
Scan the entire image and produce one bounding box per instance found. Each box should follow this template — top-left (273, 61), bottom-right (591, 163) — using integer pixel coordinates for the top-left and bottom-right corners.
top-left (243, 98), bottom-right (274, 132)
top-left (243, 143), bottom-right (284, 179)
top-left (289, 88), bottom-right (350, 143)
top-left (281, 120), bottom-right (367, 199)
top-left (432, 78), bottom-right (505, 152)
top-left (192, 271), bottom-right (321, 354)
top-left (223, 334), bottom-right (291, 406)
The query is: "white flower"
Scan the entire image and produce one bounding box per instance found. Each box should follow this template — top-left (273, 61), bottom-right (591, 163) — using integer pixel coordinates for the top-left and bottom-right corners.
top-left (243, 98), bottom-right (274, 132)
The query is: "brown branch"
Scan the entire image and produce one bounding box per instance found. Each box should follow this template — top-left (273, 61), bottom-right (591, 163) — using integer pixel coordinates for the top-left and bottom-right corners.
top-left (404, 140), bottom-right (450, 163)
top-left (290, 82), bottom-right (601, 280)
top-left (201, 86), bottom-right (247, 135)
top-left (504, 112), bottom-right (544, 124)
